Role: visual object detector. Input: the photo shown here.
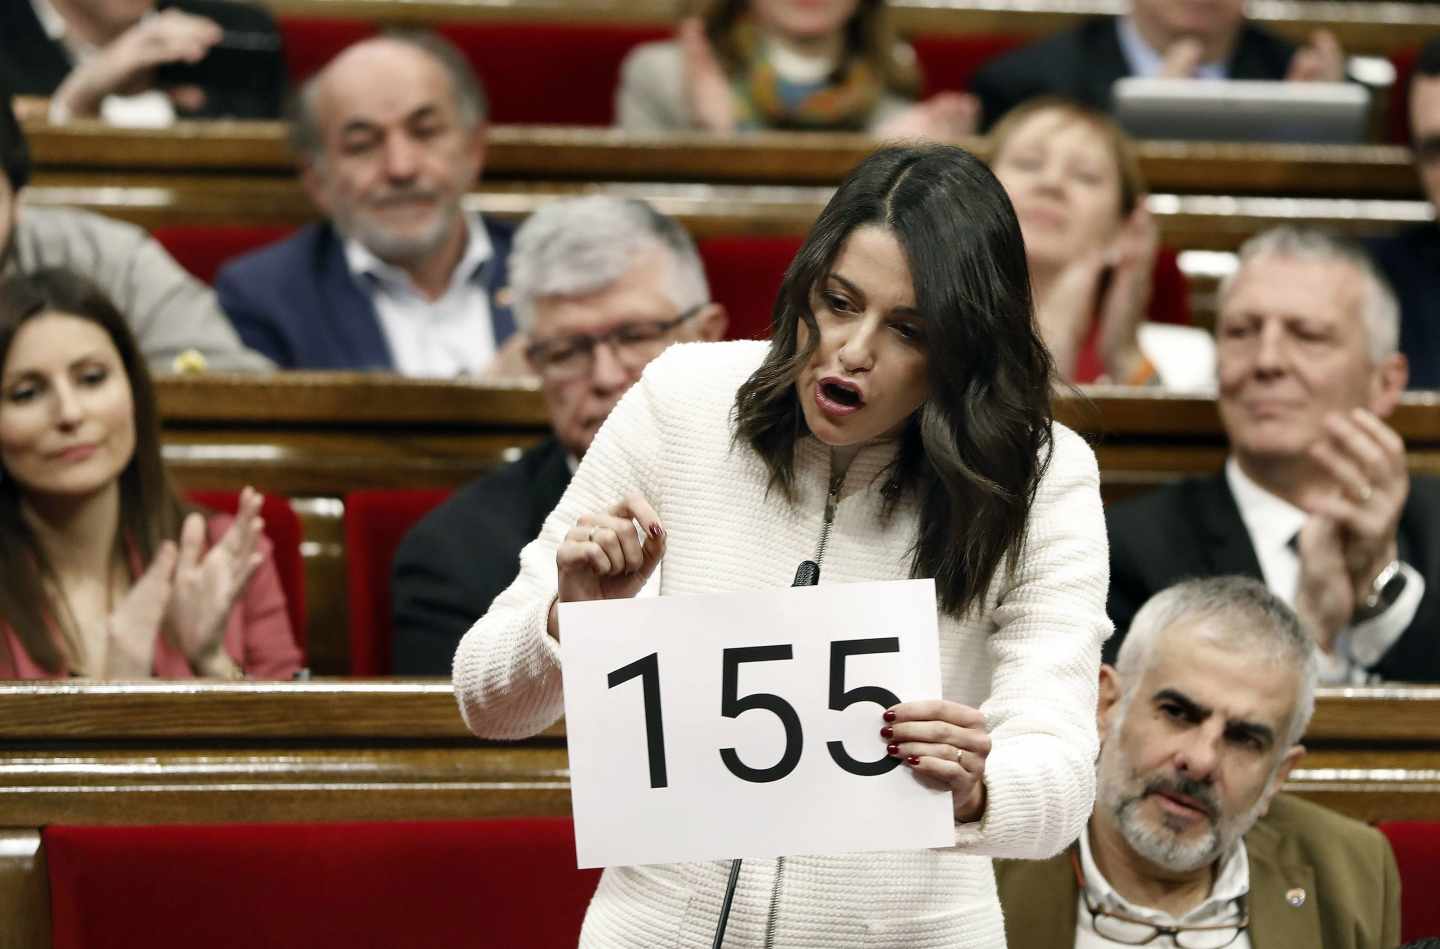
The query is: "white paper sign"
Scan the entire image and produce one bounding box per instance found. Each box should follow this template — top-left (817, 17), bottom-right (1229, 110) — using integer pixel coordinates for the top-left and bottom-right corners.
top-left (560, 579), bottom-right (953, 869)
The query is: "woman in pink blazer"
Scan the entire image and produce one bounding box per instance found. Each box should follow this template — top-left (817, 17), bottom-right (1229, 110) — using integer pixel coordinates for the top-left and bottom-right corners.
top-left (0, 268), bottom-right (300, 679)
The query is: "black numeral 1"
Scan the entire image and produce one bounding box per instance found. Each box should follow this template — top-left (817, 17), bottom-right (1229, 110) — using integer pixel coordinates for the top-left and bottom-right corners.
top-left (607, 652), bottom-right (668, 789)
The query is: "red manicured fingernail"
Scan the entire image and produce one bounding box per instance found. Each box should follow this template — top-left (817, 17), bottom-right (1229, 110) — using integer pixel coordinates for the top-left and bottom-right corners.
top-left (883, 710), bottom-right (896, 722)
top-left (880, 726), bottom-right (893, 739)
top-left (886, 743), bottom-right (899, 756)
top-left (649, 524), bottom-right (663, 539)
top-left (906, 755), bottom-right (920, 766)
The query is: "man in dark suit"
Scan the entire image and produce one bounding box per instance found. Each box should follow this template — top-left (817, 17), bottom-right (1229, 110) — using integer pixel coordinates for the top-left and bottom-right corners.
top-left (970, 0), bottom-right (1344, 130)
top-left (1368, 37), bottom-right (1440, 389)
top-left (1107, 226), bottom-right (1440, 684)
top-left (996, 576), bottom-right (1400, 949)
top-left (0, 0), bottom-right (285, 122)
top-left (390, 196), bottom-right (728, 674)
top-left (215, 32), bottom-right (517, 376)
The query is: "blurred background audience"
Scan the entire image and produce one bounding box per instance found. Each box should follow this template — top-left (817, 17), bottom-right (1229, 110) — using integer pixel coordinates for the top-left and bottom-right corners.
top-left (0, 268), bottom-right (300, 679)
top-left (971, 0), bottom-right (1345, 130)
top-left (0, 0), bottom-right (285, 124)
top-left (617, 0), bottom-right (976, 139)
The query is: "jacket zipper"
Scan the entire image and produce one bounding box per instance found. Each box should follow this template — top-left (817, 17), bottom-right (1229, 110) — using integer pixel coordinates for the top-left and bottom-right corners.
top-left (763, 462), bottom-right (847, 949)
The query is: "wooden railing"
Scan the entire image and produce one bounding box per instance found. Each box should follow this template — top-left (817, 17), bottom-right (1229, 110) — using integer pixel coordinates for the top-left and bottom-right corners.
top-left (24, 123), bottom-right (1424, 199)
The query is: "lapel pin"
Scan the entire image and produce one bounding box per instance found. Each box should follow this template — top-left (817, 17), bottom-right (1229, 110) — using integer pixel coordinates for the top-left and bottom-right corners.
top-left (1285, 888), bottom-right (1307, 908)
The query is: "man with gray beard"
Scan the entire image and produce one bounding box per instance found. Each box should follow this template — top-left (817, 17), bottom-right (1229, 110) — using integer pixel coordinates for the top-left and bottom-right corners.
top-left (215, 31), bottom-right (516, 375)
top-left (995, 576), bottom-right (1399, 949)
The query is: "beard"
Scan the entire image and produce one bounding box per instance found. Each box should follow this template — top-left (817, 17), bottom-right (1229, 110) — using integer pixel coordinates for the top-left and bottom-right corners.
top-left (1097, 739), bottom-right (1273, 874)
top-left (337, 191), bottom-right (460, 266)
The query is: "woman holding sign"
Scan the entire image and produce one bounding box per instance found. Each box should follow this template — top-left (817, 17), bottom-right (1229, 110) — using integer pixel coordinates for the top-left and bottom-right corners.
top-left (455, 144), bottom-right (1109, 947)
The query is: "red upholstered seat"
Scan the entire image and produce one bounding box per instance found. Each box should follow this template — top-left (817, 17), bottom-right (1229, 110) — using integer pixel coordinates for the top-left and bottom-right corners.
top-left (185, 490), bottom-right (308, 657)
top-left (152, 225), bottom-right (296, 285)
top-left (1379, 820), bottom-right (1440, 942)
top-left (45, 818), bottom-right (601, 949)
top-left (278, 17), bottom-right (378, 83)
top-left (344, 489), bottom-right (452, 676)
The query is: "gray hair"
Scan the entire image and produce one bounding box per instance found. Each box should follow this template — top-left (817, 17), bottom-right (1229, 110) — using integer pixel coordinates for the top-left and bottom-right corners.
top-left (1219, 226), bottom-right (1400, 363)
top-left (508, 195), bottom-right (711, 332)
top-left (289, 30), bottom-right (488, 162)
top-left (1117, 576), bottom-right (1319, 749)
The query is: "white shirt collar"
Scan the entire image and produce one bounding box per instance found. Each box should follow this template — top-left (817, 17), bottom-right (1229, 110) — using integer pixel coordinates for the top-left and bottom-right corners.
top-left (1225, 457), bottom-right (1308, 560)
top-left (343, 213), bottom-right (492, 299)
top-left (1078, 822), bottom-right (1250, 926)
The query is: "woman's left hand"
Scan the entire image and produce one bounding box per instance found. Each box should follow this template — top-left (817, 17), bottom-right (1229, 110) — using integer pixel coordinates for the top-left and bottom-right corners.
top-left (165, 486), bottom-right (265, 670)
top-left (1095, 202), bottom-right (1159, 383)
top-left (883, 700), bottom-right (991, 823)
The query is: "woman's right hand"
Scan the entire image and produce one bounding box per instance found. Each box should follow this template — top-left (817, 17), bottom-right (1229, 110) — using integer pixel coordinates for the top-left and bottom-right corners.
top-left (51, 9), bottom-right (221, 119)
top-left (105, 541), bottom-right (178, 677)
top-left (549, 492), bottom-right (666, 638)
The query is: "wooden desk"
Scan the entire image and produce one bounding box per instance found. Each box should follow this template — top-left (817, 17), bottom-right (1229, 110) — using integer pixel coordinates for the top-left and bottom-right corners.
top-left (259, 0), bottom-right (1440, 59)
top-left (24, 123), bottom-right (1424, 199)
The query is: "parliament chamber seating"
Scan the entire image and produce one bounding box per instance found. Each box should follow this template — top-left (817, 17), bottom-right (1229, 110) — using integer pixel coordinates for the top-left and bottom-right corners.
top-left (43, 818), bottom-right (601, 949)
top-left (344, 489), bottom-right (452, 675)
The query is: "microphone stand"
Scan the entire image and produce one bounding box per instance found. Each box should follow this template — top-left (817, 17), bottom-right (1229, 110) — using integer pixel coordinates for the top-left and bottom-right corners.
top-left (710, 559), bottom-right (820, 949)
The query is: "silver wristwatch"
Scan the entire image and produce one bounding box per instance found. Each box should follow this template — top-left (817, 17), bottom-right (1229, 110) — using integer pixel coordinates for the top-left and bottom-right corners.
top-left (1352, 559), bottom-right (1406, 624)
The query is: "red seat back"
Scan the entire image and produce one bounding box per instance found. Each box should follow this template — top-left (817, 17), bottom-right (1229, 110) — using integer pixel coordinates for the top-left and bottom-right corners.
top-left (185, 491), bottom-right (307, 656)
top-left (910, 34), bottom-right (1029, 97)
top-left (152, 225), bottom-right (297, 285)
top-left (1379, 820), bottom-right (1440, 942)
top-left (45, 818), bottom-right (601, 949)
top-left (699, 234), bottom-right (803, 341)
top-left (344, 489), bottom-right (452, 676)
top-left (278, 17), bottom-right (379, 83)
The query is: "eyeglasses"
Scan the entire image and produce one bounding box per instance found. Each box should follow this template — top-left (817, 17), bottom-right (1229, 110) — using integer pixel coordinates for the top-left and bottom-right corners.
top-left (1071, 848), bottom-right (1249, 949)
top-left (523, 305), bottom-right (705, 381)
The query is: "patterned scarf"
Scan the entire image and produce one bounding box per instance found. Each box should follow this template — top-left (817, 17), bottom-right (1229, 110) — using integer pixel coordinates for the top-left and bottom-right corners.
top-left (729, 18), bottom-right (881, 132)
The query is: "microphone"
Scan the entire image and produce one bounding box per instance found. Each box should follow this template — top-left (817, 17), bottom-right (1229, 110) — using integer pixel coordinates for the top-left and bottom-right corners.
top-left (711, 558), bottom-right (821, 948)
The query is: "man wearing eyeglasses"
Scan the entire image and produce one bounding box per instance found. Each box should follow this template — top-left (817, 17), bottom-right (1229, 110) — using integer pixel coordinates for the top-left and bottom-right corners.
top-left (995, 576), bottom-right (1399, 949)
top-left (390, 195), bottom-right (727, 674)
top-left (1369, 35), bottom-right (1440, 389)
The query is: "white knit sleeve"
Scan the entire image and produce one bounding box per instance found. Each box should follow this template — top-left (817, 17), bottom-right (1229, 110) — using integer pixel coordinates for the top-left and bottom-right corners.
top-left (951, 424), bottom-right (1111, 858)
top-left (452, 361), bottom-right (669, 739)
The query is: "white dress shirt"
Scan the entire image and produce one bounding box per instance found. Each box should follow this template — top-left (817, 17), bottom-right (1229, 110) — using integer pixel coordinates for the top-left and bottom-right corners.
top-left (343, 215), bottom-right (498, 377)
top-left (32, 0), bottom-right (177, 127)
top-left (1076, 825), bottom-right (1252, 949)
top-left (1226, 457), bottom-right (1423, 683)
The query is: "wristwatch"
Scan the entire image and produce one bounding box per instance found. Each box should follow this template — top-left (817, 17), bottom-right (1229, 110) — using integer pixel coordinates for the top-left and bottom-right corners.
top-left (1352, 560), bottom-right (1407, 624)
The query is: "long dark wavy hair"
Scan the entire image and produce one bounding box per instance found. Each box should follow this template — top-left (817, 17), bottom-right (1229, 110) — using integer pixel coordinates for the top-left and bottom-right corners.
top-left (0, 269), bottom-right (187, 673)
top-left (701, 0), bottom-right (920, 97)
top-left (733, 144), bottom-right (1055, 617)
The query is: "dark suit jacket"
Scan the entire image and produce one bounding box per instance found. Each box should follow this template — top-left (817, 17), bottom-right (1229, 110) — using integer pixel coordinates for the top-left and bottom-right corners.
top-left (995, 794), bottom-right (1401, 949)
top-left (0, 0), bottom-right (286, 119)
top-left (1368, 224), bottom-right (1440, 390)
top-left (1106, 471), bottom-right (1440, 682)
top-left (971, 17), bottom-right (1297, 131)
top-left (390, 438), bottom-right (571, 675)
top-left (214, 216), bottom-right (515, 370)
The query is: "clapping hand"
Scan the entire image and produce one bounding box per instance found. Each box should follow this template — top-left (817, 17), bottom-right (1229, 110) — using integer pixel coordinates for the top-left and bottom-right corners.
top-left (882, 700), bottom-right (991, 822)
top-left (549, 492), bottom-right (666, 639)
top-left (164, 486), bottom-right (266, 670)
top-left (678, 17), bottom-right (736, 133)
top-left (1286, 30), bottom-right (1346, 83)
top-left (1295, 409), bottom-right (1407, 643)
top-left (875, 93), bottom-right (980, 142)
top-left (104, 541), bottom-right (178, 677)
top-left (1094, 203), bottom-right (1159, 383)
top-left (51, 9), bottom-right (221, 119)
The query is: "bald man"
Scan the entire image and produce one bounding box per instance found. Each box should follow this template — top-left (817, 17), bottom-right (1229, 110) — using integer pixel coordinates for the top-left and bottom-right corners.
top-left (215, 31), bottom-right (516, 375)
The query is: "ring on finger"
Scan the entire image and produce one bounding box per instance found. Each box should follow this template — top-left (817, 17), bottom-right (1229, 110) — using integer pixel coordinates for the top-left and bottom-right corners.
top-left (957, 748), bottom-right (966, 767)
top-left (588, 526), bottom-right (599, 543)
top-left (1360, 483), bottom-right (1374, 503)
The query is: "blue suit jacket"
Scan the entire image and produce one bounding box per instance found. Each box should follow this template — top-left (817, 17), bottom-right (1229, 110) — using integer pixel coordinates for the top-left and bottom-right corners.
top-left (215, 216), bottom-right (514, 370)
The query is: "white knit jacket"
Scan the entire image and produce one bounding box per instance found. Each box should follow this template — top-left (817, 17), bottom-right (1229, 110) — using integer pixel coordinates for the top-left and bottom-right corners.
top-left (454, 340), bottom-right (1112, 948)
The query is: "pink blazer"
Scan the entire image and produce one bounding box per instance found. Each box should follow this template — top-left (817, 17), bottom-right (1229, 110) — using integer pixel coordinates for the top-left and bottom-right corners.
top-left (0, 514), bottom-right (303, 680)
